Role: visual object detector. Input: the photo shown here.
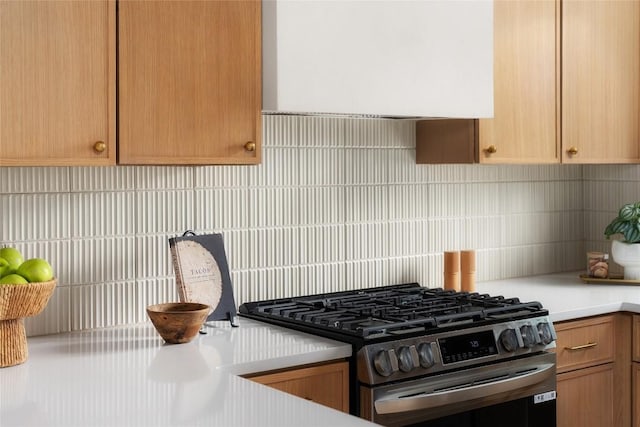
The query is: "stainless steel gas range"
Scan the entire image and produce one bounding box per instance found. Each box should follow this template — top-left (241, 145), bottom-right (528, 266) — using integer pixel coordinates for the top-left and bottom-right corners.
top-left (239, 283), bottom-right (557, 427)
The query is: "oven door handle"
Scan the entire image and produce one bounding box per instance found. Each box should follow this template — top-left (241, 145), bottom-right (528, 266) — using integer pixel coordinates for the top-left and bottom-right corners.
top-left (374, 362), bottom-right (555, 415)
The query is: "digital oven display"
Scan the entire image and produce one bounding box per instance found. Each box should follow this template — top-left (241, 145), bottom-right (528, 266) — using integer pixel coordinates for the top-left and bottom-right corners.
top-left (438, 330), bottom-right (498, 364)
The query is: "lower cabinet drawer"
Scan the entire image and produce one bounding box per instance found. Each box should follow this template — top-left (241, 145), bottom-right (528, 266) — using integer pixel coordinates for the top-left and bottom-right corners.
top-left (555, 315), bottom-right (615, 373)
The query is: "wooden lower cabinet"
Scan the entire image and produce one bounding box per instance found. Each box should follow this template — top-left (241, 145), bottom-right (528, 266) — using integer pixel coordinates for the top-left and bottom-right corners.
top-left (245, 360), bottom-right (349, 413)
top-left (633, 315), bottom-right (640, 427)
top-left (555, 314), bottom-right (631, 427)
top-left (557, 363), bottom-right (615, 427)
top-left (634, 363), bottom-right (640, 427)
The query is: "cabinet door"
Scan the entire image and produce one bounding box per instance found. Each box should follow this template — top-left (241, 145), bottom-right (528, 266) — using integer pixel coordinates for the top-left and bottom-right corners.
top-left (118, 0), bottom-right (261, 165)
top-left (557, 363), bottom-right (615, 427)
top-left (247, 361), bottom-right (349, 413)
top-left (478, 0), bottom-right (560, 164)
top-left (634, 315), bottom-right (640, 362)
top-left (634, 316), bottom-right (640, 427)
top-left (0, 1), bottom-right (116, 166)
top-left (562, 0), bottom-right (640, 163)
top-left (634, 363), bottom-right (640, 427)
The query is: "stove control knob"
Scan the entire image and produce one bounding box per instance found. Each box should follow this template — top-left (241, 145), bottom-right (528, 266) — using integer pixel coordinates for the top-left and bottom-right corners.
top-left (417, 342), bottom-right (435, 368)
top-left (537, 322), bottom-right (554, 345)
top-left (373, 349), bottom-right (398, 377)
top-left (520, 324), bottom-right (537, 348)
top-left (397, 346), bottom-right (417, 373)
top-left (499, 328), bottom-right (519, 353)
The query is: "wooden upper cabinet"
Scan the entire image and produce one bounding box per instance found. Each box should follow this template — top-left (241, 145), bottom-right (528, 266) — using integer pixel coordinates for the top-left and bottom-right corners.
top-left (418, 0), bottom-right (640, 166)
top-left (478, 0), bottom-right (560, 164)
top-left (0, 0), bottom-right (116, 166)
top-left (562, 0), bottom-right (640, 163)
top-left (118, 0), bottom-right (261, 165)
top-left (417, 0), bottom-right (560, 165)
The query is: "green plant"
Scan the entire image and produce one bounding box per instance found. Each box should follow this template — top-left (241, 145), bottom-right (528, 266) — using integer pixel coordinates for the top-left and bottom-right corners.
top-left (604, 202), bottom-right (640, 243)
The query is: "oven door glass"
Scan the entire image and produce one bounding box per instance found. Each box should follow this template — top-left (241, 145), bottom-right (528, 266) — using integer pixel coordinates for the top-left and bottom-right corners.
top-left (406, 395), bottom-right (556, 427)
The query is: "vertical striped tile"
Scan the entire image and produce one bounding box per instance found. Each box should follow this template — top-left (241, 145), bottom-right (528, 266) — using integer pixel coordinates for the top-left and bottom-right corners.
top-left (263, 114), bottom-right (301, 148)
top-left (135, 166), bottom-right (194, 190)
top-left (70, 166), bottom-right (136, 192)
top-left (248, 227), bottom-right (302, 269)
top-left (344, 222), bottom-right (388, 261)
top-left (298, 148), bottom-right (345, 187)
top-left (2, 116), bottom-right (618, 336)
top-left (3, 193), bottom-right (71, 241)
top-left (71, 191), bottom-right (136, 237)
top-left (388, 184), bottom-right (429, 221)
top-left (135, 235), bottom-right (173, 280)
top-left (0, 166), bottom-right (69, 194)
top-left (24, 286), bottom-right (70, 335)
top-left (248, 187), bottom-right (298, 229)
top-left (247, 147), bottom-right (298, 188)
top-left (344, 148), bottom-right (388, 185)
top-left (344, 118), bottom-right (414, 148)
top-left (297, 116), bottom-right (345, 148)
top-left (70, 236), bottom-right (136, 284)
top-left (217, 229), bottom-right (251, 272)
top-left (298, 186), bottom-right (345, 226)
top-left (297, 224), bottom-right (345, 265)
top-left (19, 239), bottom-right (71, 287)
top-left (345, 186), bottom-right (388, 223)
top-left (134, 190), bottom-right (194, 235)
top-left (194, 165), bottom-right (248, 189)
top-left (388, 148), bottom-right (419, 184)
top-left (194, 188), bottom-right (248, 232)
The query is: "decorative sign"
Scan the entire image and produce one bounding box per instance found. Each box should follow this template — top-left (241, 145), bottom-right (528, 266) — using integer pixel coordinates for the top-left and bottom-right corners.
top-left (169, 231), bottom-right (237, 326)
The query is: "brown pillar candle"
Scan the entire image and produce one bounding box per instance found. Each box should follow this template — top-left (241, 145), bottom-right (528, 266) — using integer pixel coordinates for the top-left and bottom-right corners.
top-left (444, 251), bottom-right (460, 292)
top-left (461, 250), bottom-right (476, 293)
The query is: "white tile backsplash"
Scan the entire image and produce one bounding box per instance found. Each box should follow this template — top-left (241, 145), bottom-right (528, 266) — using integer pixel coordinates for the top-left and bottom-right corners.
top-left (1, 115), bottom-right (612, 336)
top-left (0, 166), bottom-right (69, 194)
top-left (70, 166), bottom-right (136, 192)
top-left (69, 237), bottom-right (135, 284)
top-left (583, 164), bottom-right (640, 275)
top-left (71, 191), bottom-right (136, 237)
top-left (4, 193), bottom-right (71, 241)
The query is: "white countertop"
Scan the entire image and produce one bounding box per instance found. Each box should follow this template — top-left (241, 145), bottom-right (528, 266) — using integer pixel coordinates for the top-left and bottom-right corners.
top-left (0, 318), bottom-right (375, 427)
top-left (4, 271), bottom-right (640, 427)
top-left (478, 271), bottom-right (640, 322)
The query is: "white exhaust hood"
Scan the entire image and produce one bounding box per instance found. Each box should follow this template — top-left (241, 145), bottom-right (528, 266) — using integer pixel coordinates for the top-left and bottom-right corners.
top-left (262, 0), bottom-right (494, 118)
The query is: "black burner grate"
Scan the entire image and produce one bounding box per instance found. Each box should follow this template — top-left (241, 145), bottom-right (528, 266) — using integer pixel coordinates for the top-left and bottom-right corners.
top-left (239, 283), bottom-right (545, 339)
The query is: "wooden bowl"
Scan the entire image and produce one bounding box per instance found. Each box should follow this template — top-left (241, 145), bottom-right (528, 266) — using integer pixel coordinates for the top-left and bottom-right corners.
top-left (147, 302), bottom-right (210, 344)
top-left (0, 279), bottom-right (57, 368)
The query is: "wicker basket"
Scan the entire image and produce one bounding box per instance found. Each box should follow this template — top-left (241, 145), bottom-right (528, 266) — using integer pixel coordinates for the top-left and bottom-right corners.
top-left (0, 279), bottom-right (56, 368)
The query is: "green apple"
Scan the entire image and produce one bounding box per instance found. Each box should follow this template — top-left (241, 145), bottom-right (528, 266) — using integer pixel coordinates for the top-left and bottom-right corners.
top-left (16, 258), bottom-right (54, 283)
top-left (0, 274), bottom-right (28, 285)
top-left (0, 258), bottom-right (12, 278)
top-left (0, 247), bottom-right (23, 272)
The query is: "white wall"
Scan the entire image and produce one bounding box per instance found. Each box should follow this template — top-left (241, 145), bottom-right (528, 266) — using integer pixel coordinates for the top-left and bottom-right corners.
top-left (0, 116), bottom-right (586, 336)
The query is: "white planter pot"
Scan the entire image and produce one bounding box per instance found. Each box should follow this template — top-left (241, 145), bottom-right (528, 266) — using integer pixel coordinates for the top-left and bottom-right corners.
top-left (611, 240), bottom-right (640, 280)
